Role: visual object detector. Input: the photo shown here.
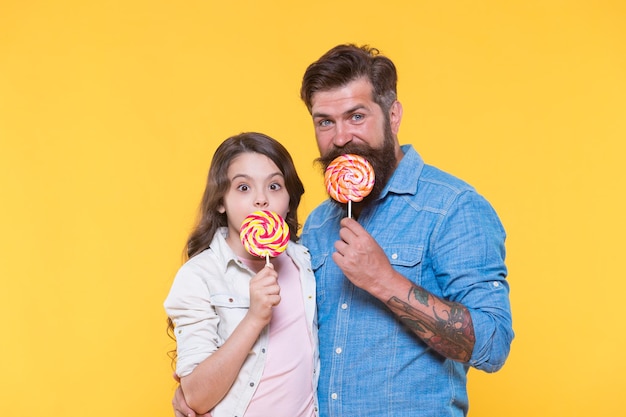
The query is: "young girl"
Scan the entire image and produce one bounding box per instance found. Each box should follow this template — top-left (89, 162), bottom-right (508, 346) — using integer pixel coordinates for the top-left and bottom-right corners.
top-left (164, 132), bottom-right (318, 417)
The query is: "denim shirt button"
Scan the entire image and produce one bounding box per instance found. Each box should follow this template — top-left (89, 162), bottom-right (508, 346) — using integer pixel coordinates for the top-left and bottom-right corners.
top-left (331, 393), bottom-right (338, 400)
top-left (391, 253), bottom-right (398, 259)
top-left (335, 347), bottom-right (342, 354)
top-left (341, 303), bottom-right (348, 310)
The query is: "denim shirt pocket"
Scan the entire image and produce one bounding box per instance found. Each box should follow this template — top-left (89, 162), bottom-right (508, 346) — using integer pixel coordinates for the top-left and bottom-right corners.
top-left (384, 245), bottom-right (424, 285)
top-left (310, 253), bottom-right (328, 305)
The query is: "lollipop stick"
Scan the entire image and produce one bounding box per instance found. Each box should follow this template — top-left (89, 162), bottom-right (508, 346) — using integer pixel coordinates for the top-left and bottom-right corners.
top-left (265, 253), bottom-right (271, 266)
top-left (348, 200), bottom-right (352, 219)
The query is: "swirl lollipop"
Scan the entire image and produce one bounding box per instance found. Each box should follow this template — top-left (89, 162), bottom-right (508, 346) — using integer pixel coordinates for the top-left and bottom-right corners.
top-left (324, 154), bottom-right (375, 218)
top-left (240, 210), bottom-right (290, 265)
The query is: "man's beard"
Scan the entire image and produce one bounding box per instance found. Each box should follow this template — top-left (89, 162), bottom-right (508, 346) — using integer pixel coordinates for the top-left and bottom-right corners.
top-left (315, 122), bottom-right (397, 210)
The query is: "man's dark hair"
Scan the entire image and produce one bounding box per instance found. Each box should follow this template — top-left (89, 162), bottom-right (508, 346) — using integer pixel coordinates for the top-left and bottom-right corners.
top-left (300, 44), bottom-right (398, 114)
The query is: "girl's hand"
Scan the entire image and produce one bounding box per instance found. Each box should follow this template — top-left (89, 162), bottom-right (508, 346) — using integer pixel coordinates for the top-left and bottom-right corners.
top-left (247, 264), bottom-right (280, 327)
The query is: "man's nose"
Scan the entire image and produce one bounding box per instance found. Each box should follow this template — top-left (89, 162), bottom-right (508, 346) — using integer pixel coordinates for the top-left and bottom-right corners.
top-left (333, 122), bottom-right (352, 147)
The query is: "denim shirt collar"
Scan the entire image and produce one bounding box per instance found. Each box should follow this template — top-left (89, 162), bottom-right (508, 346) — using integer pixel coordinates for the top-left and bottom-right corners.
top-left (378, 144), bottom-right (423, 200)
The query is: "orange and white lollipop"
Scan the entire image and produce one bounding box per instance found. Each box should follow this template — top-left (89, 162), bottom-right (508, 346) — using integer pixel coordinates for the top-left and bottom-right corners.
top-left (324, 154), bottom-right (375, 218)
top-left (240, 210), bottom-right (290, 265)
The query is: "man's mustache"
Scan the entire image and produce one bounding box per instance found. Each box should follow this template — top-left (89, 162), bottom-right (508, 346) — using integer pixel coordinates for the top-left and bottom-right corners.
top-left (316, 144), bottom-right (378, 170)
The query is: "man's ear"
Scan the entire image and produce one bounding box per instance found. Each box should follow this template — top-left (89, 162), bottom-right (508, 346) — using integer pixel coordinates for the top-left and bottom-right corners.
top-left (389, 100), bottom-right (403, 135)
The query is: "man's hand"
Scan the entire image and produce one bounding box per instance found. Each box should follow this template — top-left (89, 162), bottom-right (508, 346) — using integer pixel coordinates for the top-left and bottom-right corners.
top-left (332, 217), bottom-right (396, 296)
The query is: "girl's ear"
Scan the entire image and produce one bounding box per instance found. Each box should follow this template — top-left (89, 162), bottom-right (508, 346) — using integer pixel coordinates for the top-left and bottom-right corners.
top-left (217, 203), bottom-right (226, 214)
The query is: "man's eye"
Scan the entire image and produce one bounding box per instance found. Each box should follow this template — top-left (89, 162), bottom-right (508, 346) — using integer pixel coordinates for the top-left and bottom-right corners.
top-left (318, 119), bottom-right (332, 127)
top-left (352, 114), bottom-right (364, 121)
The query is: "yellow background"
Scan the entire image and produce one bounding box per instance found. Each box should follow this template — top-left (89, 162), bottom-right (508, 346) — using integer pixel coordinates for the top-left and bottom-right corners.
top-left (1, 1), bottom-right (624, 416)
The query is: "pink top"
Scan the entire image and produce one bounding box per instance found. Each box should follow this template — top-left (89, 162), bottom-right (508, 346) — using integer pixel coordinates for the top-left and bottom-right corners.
top-left (242, 254), bottom-right (316, 417)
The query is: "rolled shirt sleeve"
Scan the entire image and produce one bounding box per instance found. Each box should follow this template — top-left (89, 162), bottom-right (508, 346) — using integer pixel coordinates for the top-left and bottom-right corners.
top-left (433, 190), bottom-right (514, 372)
top-left (164, 259), bottom-right (222, 378)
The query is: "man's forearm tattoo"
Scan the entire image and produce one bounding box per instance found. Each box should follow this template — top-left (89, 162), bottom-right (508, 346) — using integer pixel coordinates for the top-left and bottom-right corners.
top-left (387, 285), bottom-right (475, 362)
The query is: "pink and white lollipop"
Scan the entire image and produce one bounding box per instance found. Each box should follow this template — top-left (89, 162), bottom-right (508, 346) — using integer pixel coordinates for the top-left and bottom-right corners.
top-left (324, 154), bottom-right (375, 218)
top-left (240, 210), bottom-right (290, 265)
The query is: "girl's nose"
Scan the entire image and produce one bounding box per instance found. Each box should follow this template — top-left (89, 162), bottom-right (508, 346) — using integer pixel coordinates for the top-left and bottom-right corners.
top-left (254, 193), bottom-right (269, 208)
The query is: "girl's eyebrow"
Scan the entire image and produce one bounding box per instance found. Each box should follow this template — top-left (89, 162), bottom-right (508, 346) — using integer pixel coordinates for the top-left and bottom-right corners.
top-left (231, 172), bottom-right (284, 181)
top-left (230, 173), bottom-right (251, 181)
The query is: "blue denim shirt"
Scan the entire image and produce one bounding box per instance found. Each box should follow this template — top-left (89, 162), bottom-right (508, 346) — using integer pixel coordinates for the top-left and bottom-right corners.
top-left (301, 145), bottom-right (513, 417)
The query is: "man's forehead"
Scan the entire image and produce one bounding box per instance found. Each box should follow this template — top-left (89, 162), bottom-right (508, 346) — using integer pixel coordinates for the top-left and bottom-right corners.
top-left (311, 79), bottom-right (376, 116)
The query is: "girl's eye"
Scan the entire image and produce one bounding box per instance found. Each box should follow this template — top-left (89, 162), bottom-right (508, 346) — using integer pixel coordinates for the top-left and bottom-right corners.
top-left (236, 184), bottom-right (250, 192)
top-left (269, 183), bottom-right (282, 191)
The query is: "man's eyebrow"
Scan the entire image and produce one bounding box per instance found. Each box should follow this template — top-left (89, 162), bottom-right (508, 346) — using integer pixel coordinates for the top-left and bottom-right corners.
top-left (312, 110), bottom-right (330, 119)
top-left (312, 104), bottom-right (367, 119)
